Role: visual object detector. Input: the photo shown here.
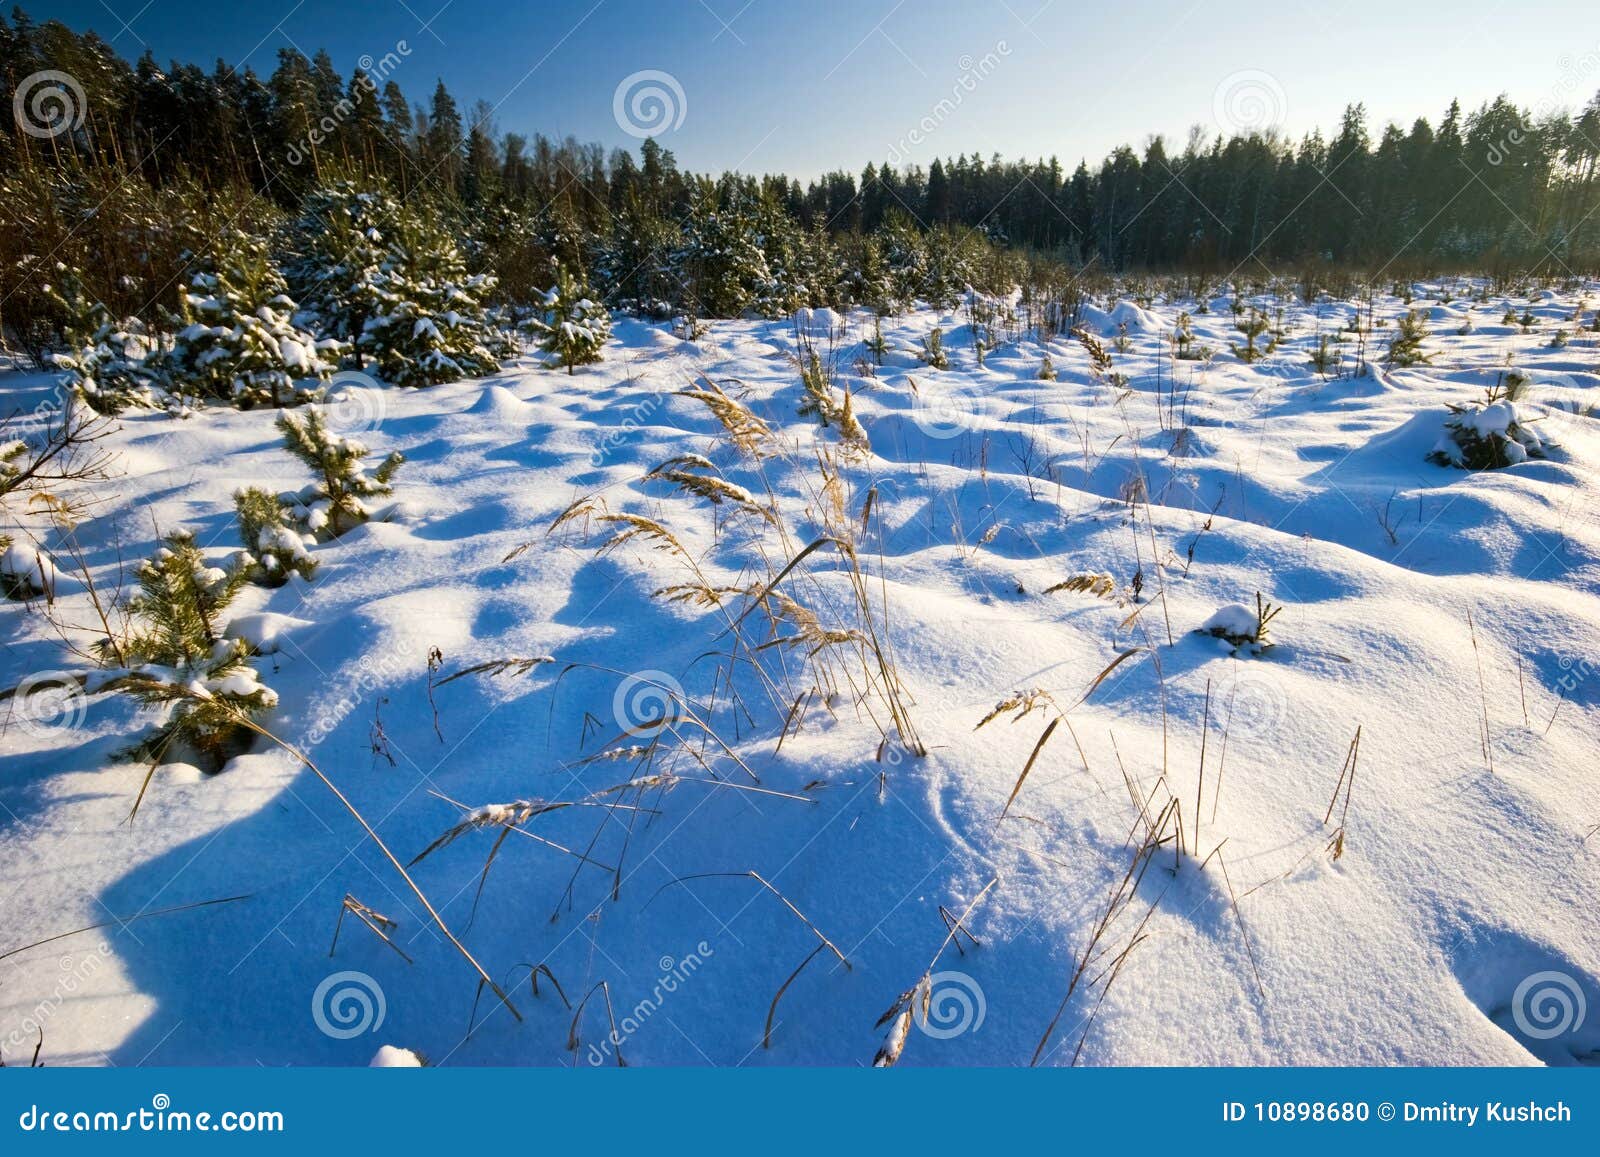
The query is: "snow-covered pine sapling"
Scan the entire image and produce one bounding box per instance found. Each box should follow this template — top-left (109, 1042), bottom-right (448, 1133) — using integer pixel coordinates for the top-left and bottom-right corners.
top-left (104, 531), bottom-right (277, 773)
top-left (276, 408), bottom-right (404, 539)
top-left (863, 316), bottom-right (887, 365)
top-left (1428, 382), bottom-right (1547, 470)
top-left (1198, 593), bottom-right (1283, 655)
top-left (1038, 353), bottom-right (1057, 381)
top-left (530, 265), bottom-right (612, 374)
top-left (1071, 326), bottom-right (1115, 384)
top-left (1549, 328), bottom-right (1569, 349)
top-left (1385, 309), bottom-right (1432, 367)
top-left (1230, 308), bottom-right (1277, 362)
top-left (0, 531), bottom-right (58, 601)
top-left (47, 271), bottom-right (160, 414)
top-left (919, 327), bottom-right (948, 369)
top-left (1308, 333), bottom-right (1342, 377)
top-left (1172, 311), bottom-right (1207, 360)
top-left (358, 204), bottom-right (505, 387)
top-left (234, 487), bottom-right (317, 586)
top-left (164, 229), bottom-right (336, 408)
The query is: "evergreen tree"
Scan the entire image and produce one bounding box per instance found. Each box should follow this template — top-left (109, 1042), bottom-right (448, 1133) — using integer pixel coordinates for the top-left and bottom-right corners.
top-left (108, 531), bottom-right (278, 772)
top-left (530, 264), bottom-right (611, 373)
top-left (424, 79), bottom-right (463, 194)
top-left (276, 407), bottom-right (404, 538)
top-left (359, 203), bottom-right (506, 386)
top-left (234, 486), bottom-right (316, 586)
top-left (165, 229), bottom-right (336, 407)
top-left (290, 179), bottom-right (397, 358)
top-left (47, 270), bottom-right (159, 412)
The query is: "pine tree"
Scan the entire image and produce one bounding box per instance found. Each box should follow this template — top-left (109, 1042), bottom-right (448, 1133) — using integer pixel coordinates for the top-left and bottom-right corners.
top-left (673, 185), bottom-right (769, 317)
top-left (1386, 309), bottom-right (1432, 367)
top-left (359, 204), bottom-right (506, 387)
top-left (276, 407), bottom-right (404, 537)
top-left (108, 531), bottom-right (277, 772)
top-left (165, 229), bottom-right (336, 407)
top-left (290, 180), bottom-right (398, 359)
top-left (46, 270), bottom-right (160, 413)
top-left (530, 265), bottom-right (611, 373)
top-left (234, 487), bottom-right (317, 586)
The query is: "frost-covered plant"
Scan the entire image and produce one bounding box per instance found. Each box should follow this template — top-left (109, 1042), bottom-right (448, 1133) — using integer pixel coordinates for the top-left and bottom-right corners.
top-left (1308, 333), bottom-right (1342, 376)
top-left (863, 316), bottom-right (887, 365)
top-left (529, 265), bottom-right (611, 374)
top-left (1038, 352), bottom-right (1057, 381)
top-left (289, 180), bottom-right (397, 356)
top-left (1198, 593), bottom-right (1283, 655)
top-left (1172, 311), bottom-right (1207, 360)
top-left (234, 487), bottom-right (316, 586)
top-left (0, 533), bottom-right (57, 600)
top-left (1229, 308), bottom-right (1277, 362)
top-left (276, 408), bottom-right (404, 538)
top-left (359, 206), bottom-right (506, 387)
top-left (1385, 309), bottom-right (1432, 367)
top-left (919, 327), bottom-right (948, 369)
top-left (1429, 398), bottom-right (1546, 469)
top-left (164, 229), bottom-right (336, 408)
top-left (106, 531), bottom-right (277, 771)
top-left (47, 272), bottom-right (161, 413)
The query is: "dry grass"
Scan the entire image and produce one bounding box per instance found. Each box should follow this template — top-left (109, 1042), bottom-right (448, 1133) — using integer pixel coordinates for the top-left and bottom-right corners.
top-left (872, 876), bottom-right (999, 1066)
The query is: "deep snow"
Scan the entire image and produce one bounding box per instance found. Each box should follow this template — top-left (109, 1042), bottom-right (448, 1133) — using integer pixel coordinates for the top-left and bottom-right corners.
top-left (3, 284), bottom-right (1600, 1067)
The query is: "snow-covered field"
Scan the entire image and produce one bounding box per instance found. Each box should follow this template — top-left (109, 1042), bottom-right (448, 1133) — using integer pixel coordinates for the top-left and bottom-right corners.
top-left (4, 285), bottom-right (1600, 1067)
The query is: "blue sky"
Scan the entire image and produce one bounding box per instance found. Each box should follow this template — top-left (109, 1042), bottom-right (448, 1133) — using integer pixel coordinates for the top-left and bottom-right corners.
top-left (36, 0), bottom-right (1596, 177)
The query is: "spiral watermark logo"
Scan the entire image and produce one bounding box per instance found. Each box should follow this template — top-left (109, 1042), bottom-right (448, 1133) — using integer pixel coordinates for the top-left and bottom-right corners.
top-left (613, 70), bottom-right (687, 139)
top-left (915, 971), bottom-right (986, 1039)
top-left (323, 370), bottom-right (388, 436)
top-left (311, 970), bottom-right (387, 1039)
top-left (13, 70), bottom-right (86, 140)
top-left (612, 669), bottom-right (684, 737)
top-left (10, 672), bottom-right (89, 739)
top-left (1212, 69), bottom-right (1286, 136)
top-left (1223, 672), bottom-right (1287, 741)
top-left (1511, 971), bottom-right (1586, 1041)
top-left (911, 381), bottom-right (983, 439)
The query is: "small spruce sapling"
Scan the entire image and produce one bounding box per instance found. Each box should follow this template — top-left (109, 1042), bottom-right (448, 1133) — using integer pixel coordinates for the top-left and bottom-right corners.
top-left (1386, 309), bottom-right (1432, 367)
top-left (1429, 376), bottom-right (1546, 469)
top-left (1198, 593), bottom-right (1283, 656)
top-left (234, 487), bottom-right (317, 586)
top-left (920, 327), bottom-right (948, 370)
top-left (1229, 309), bottom-right (1278, 362)
top-left (47, 272), bottom-right (159, 414)
top-left (530, 265), bottom-right (612, 373)
top-left (863, 316), bottom-right (887, 365)
top-left (1038, 352), bottom-right (1057, 381)
top-left (1308, 333), bottom-right (1342, 376)
top-left (165, 229), bottom-right (336, 408)
top-left (106, 532), bottom-right (277, 771)
top-left (276, 408), bottom-right (404, 539)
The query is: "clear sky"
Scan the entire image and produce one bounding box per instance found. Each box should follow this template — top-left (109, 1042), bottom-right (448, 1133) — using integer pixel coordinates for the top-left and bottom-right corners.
top-left (32, 0), bottom-right (1599, 178)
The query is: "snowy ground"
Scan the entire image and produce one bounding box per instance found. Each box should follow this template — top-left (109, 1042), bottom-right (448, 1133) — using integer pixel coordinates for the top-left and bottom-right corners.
top-left (4, 284), bottom-right (1600, 1067)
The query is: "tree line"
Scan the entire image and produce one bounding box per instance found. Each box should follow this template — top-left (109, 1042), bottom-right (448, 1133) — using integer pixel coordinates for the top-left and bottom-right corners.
top-left (3, 5), bottom-right (1598, 352)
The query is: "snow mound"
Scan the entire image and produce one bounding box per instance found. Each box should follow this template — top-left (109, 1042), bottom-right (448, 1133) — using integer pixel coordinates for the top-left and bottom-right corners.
top-left (369, 1045), bottom-right (424, 1067)
top-left (224, 612), bottom-right (314, 654)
